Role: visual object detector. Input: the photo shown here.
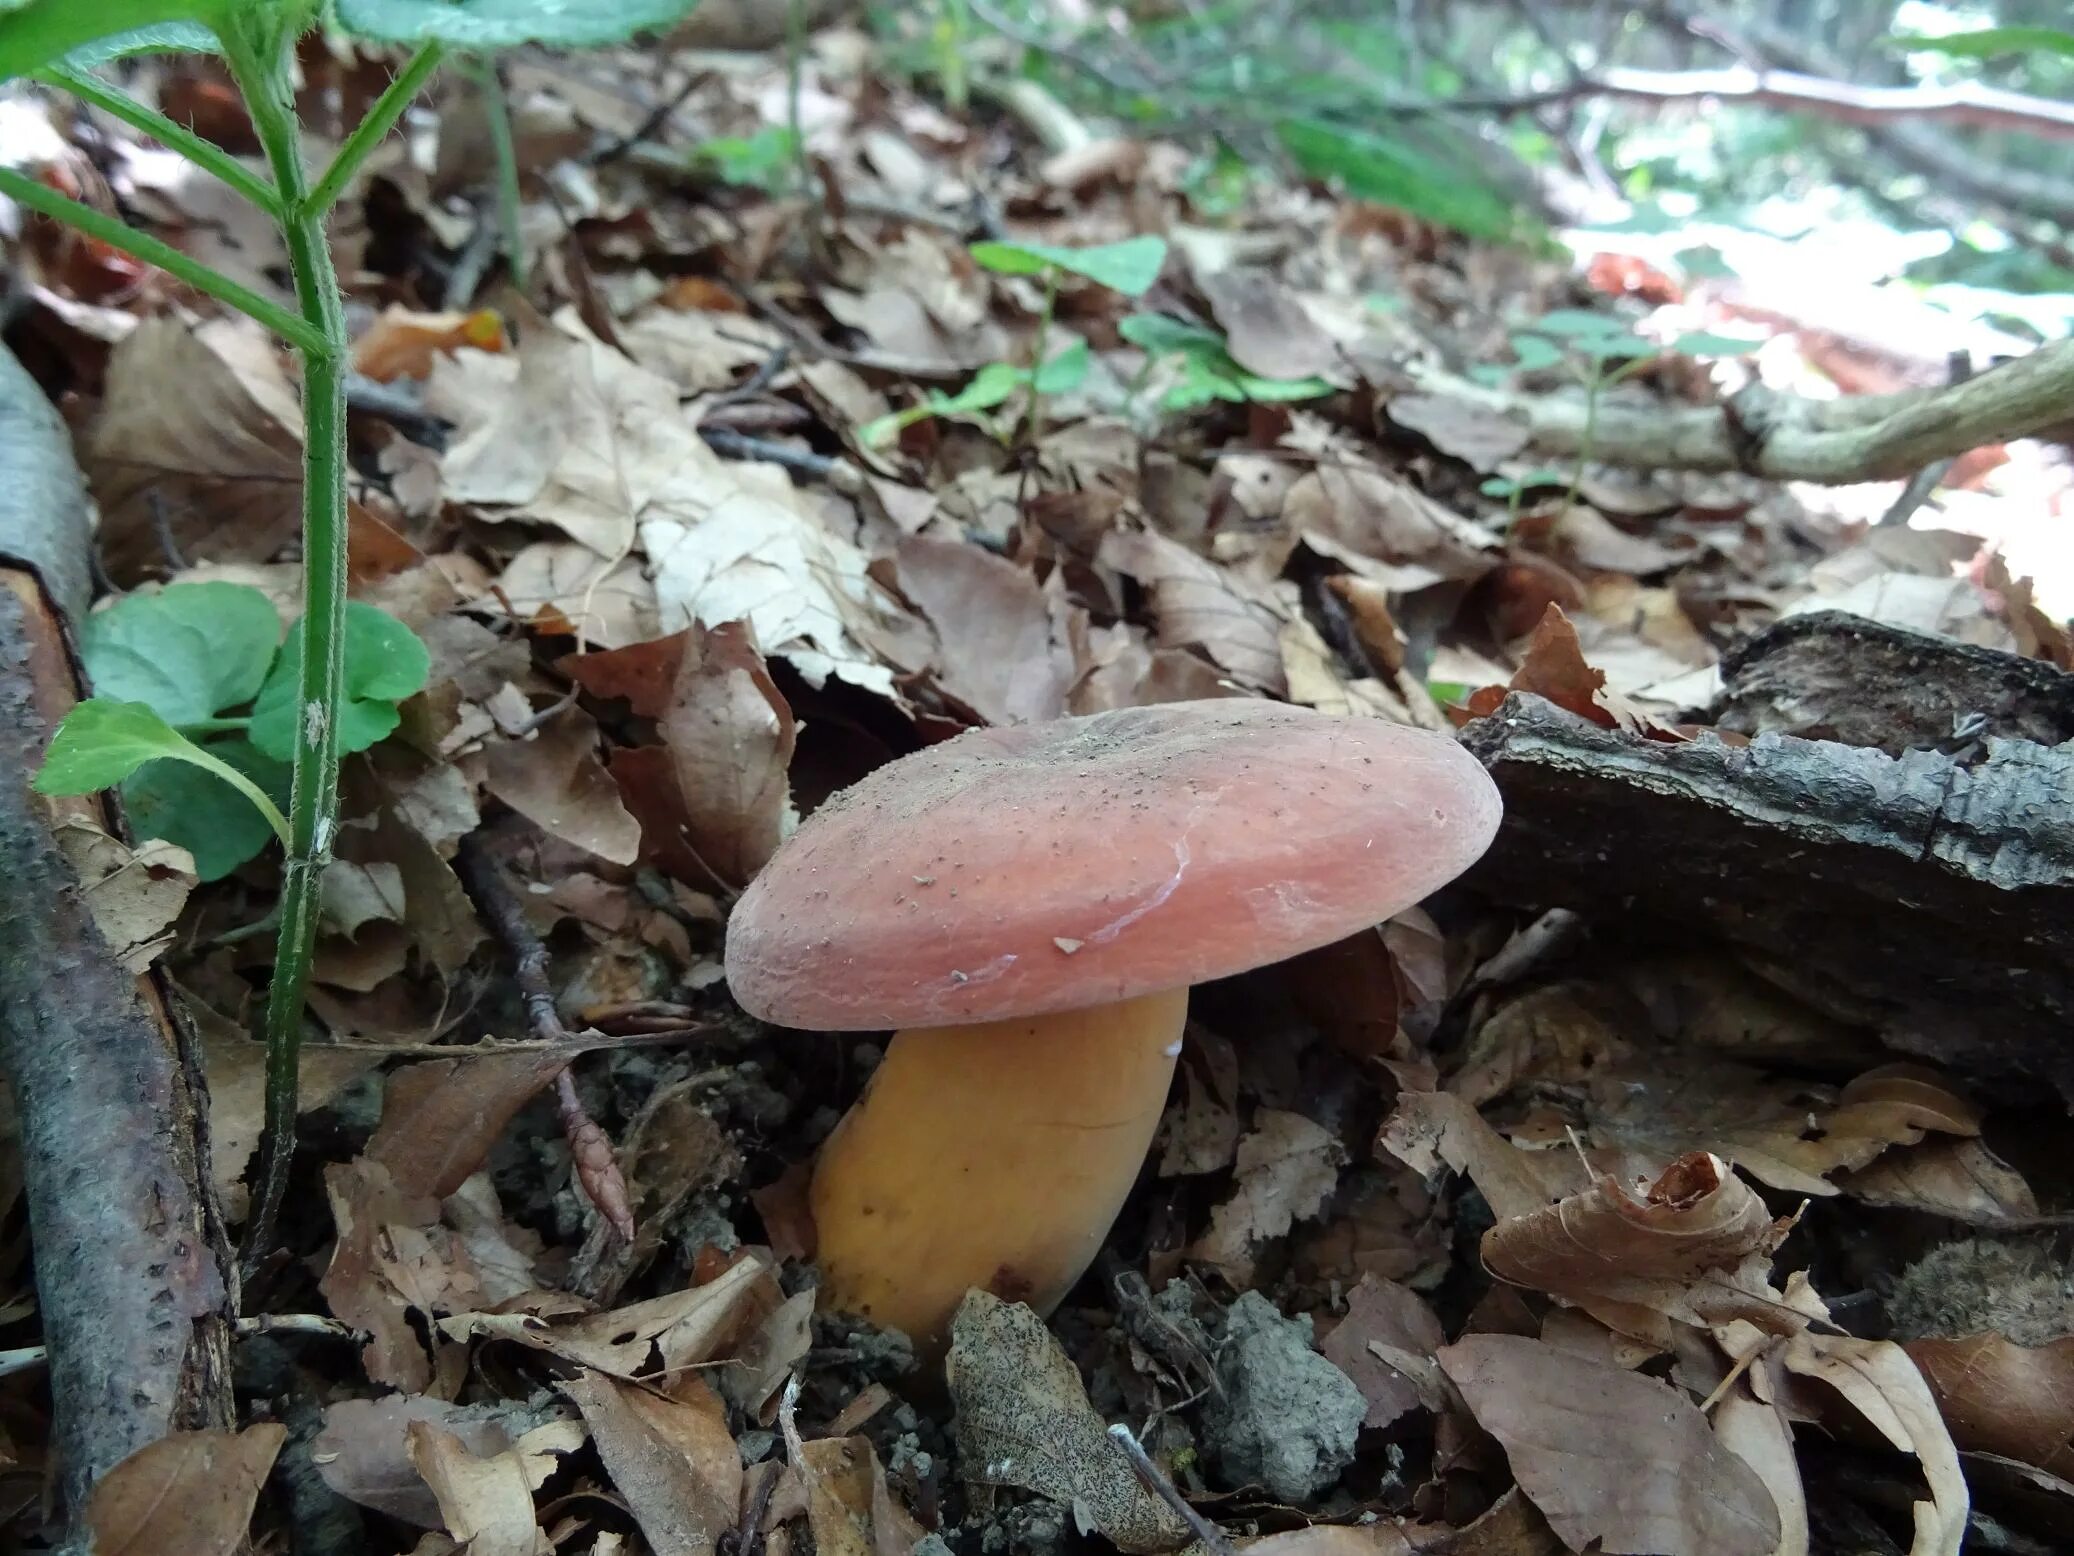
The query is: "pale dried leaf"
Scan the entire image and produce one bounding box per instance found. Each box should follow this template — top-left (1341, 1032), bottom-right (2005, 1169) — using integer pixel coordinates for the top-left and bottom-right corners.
top-left (1385, 392), bottom-right (1531, 472)
top-left (492, 541), bottom-right (660, 650)
top-left (1100, 528), bottom-right (1287, 693)
top-left (322, 1158), bottom-right (483, 1392)
top-left (315, 1396), bottom-right (552, 1526)
top-left (1839, 1137), bottom-right (2039, 1224)
top-left (84, 1424), bottom-right (286, 1556)
top-left (1318, 1275), bottom-right (1447, 1431)
top-left (196, 1015), bottom-right (378, 1219)
top-left (367, 1049), bottom-right (573, 1201)
top-left (1713, 1381), bottom-right (1811, 1556)
top-left (947, 1291), bottom-right (1191, 1554)
top-left (54, 819), bottom-right (195, 972)
top-left (896, 536), bottom-right (1075, 724)
top-left (406, 1422), bottom-right (552, 1556)
top-left (1189, 1109), bottom-right (1347, 1279)
top-left (563, 1373), bottom-right (741, 1555)
top-left (1242, 1527), bottom-right (1412, 1554)
top-left (482, 705), bottom-right (642, 865)
top-left (1201, 269), bottom-right (1340, 381)
top-left (1438, 1333), bottom-right (1780, 1556)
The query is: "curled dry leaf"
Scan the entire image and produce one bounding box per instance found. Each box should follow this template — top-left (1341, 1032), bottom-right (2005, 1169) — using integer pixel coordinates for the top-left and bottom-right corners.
top-left (1099, 527), bottom-right (1289, 694)
top-left (1711, 1381), bottom-right (1811, 1556)
top-left (896, 536), bottom-right (1076, 725)
top-left (1839, 1136), bottom-right (2039, 1224)
top-left (1904, 1332), bottom-right (2074, 1479)
top-left (562, 1372), bottom-right (742, 1556)
top-left (1781, 1332), bottom-right (1967, 1556)
top-left (84, 1424), bottom-right (287, 1556)
top-left (1318, 1274), bottom-right (1448, 1431)
top-left (572, 623), bottom-right (797, 889)
top-left (1188, 1108), bottom-right (1347, 1282)
top-left (482, 704), bottom-right (642, 865)
top-left (314, 1395), bottom-right (557, 1527)
top-left (1459, 604), bottom-right (1672, 736)
top-left (1379, 1089), bottom-right (1576, 1223)
top-left (53, 818), bottom-right (195, 973)
top-left (947, 1290), bottom-right (1192, 1554)
top-left (322, 1158), bottom-right (484, 1393)
top-left (1437, 1332), bottom-right (1780, 1556)
top-left (406, 1421), bottom-right (553, 1556)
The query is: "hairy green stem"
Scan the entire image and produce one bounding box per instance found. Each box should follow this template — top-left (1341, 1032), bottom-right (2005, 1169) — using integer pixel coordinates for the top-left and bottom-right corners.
top-left (305, 43), bottom-right (443, 218)
top-left (43, 65), bottom-right (282, 213)
top-left (0, 164), bottom-right (322, 353)
top-left (1016, 266), bottom-right (1061, 449)
top-left (467, 56), bottom-right (526, 289)
top-left (226, 29), bottom-right (352, 1276)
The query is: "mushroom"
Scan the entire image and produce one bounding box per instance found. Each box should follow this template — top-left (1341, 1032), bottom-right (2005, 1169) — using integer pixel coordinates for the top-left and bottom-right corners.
top-left (724, 700), bottom-right (1501, 1349)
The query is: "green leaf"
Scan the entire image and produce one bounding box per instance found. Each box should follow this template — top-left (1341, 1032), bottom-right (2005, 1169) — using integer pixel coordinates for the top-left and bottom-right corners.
top-left (1530, 309), bottom-right (1637, 341)
top-left (1033, 338), bottom-right (1091, 395)
top-left (0, 0), bottom-right (221, 81)
top-left (57, 18), bottom-right (219, 67)
top-left (691, 126), bottom-right (798, 191)
top-left (34, 699), bottom-right (290, 845)
top-left (929, 360), bottom-right (1026, 417)
top-left (970, 236), bottom-right (1169, 297)
top-left (1121, 312), bottom-right (1330, 409)
top-left (333, 0), bottom-right (700, 47)
top-left (1508, 333), bottom-right (1564, 373)
top-left (1120, 313), bottom-right (1223, 356)
top-left (123, 737), bottom-right (289, 880)
top-left (1275, 117), bottom-right (1524, 244)
top-left (1889, 26), bottom-right (2074, 61)
top-left (1668, 329), bottom-right (1764, 358)
top-left (79, 582), bottom-right (282, 726)
top-left (249, 603), bottom-right (431, 762)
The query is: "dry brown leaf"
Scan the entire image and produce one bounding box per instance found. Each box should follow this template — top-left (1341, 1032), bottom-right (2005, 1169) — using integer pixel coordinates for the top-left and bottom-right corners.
top-left (947, 1291), bottom-right (1192, 1554)
top-left (1201, 269), bottom-right (1341, 382)
top-left (1157, 1028), bottom-right (1240, 1177)
top-left (83, 1424), bottom-right (287, 1556)
top-left (1384, 392), bottom-right (1531, 472)
top-left (314, 1396), bottom-right (551, 1527)
top-left (440, 1252), bottom-right (768, 1380)
top-left (563, 1373), bottom-right (741, 1555)
top-left (366, 1048), bottom-right (573, 1201)
top-left (1100, 527), bottom-right (1287, 694)
top-left (406, 1421), bottom-right (553, 1556)
top-left (353, 305), bottom-right (507, 382)
top-left (87, 318), bottom-right (302, 584)
top-left (1781, 1332), bottom-right (1967, 1556)
top-left (196, 1016), bottom-right (379, 1219)
top-left (1243, 1526), bottom-right (1413, 1554)
top-left (1319, 1275), bottom-right (1447, 1431)
top-left (1404, 1487), bottom-right (1563, 1554)
top-left (1437, 1332), bottom-right (1780, 1556)
top-left (1549, 505), bottom-right (1686, 576)
top-left (53, 819), bottom-right (194, 972)
top-left (1905, 1332), bottom-right (2074, 1479)
top-left (574, 623), bottom-right (796, 888)
top-left (1460, 604), bottom-right (1669, 736)
top-left (896, 536), bottom-right (1076, 724)
top-left (1189, 1109), bottom-right (1347, 1280)
top-left (482, 704), bottom-right (642, 865)
top-left (1712, 1380), bottom-right (1811, 1556)
top-left (1281, 457), bottom-right (1495, 588)
top-left (1839, 1137), bottom-right (2039, 1224)
top-left (491, 541), bottom-right (660, 650)
top-left (1379, 1090), bottom-right (1575, 1223)
top-left (622, 305), bottom-right (785, 394)
top-left (322, 1158), bottom-right (483, 1392)
top-left (795, 1432), bottom-right (924, 1556)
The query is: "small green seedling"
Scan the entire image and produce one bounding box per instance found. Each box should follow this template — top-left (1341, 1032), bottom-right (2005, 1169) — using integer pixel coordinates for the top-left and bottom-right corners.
top-left (37, 583), bottom-right (429, 880)
top-left (1118, 313), bottom-right (1333, 412)
top-left (690, 126), bottom-right (802, 193)
top-left (1503, 310), bottom-right (1761, 517)
top-left (0, 0), bottom-right (698, 1268)
top-left (863, 236), bottom-right (1168, 448)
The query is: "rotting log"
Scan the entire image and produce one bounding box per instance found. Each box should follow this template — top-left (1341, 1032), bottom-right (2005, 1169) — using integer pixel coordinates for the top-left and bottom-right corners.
top-left (1459, 691), bottom-right (2074, 1101)
top-left (0, 343), bottom-right (235, 1537)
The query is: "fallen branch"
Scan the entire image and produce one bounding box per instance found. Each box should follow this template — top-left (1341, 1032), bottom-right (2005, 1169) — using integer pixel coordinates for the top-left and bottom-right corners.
top-left (1407, 335), bottom-right (2074, 483)
top-left (0, 344), bottom-right (235, 1536)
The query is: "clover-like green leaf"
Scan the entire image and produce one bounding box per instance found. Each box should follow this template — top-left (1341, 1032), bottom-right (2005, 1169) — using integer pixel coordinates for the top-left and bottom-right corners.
top-left (35, 699), bottom-right (290, 846)
top-left (1033, 339), bottom-right (1091, 395)
top-left (123, 737), bottom-right (290, 880)
top-left (970, 236), bottom-right (1169, 298)
top-left (80, 581), bottom-right (282, 726)
top-left (249, 602), bottom-right (431, 762)
top-left (333, 0), bottom-right (700, 47)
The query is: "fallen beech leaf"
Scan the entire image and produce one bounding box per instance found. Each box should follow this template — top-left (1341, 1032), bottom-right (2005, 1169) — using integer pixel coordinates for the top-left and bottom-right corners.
top-left (367, 1048), bottom-right (574, 1201)
top-left (1379, 1090), bottom-right (1575, 1223)
top-left (87, 319), bottom-right (303, 585)
top-left (1201, 269), bottom-right (1340, 382)
top-left (1384, 392), bottom-right (1531, 472)
top-left (492, 541), bottom-right (659, 650)
top-left (441, 1253), bottom-right (768, 1380)
top-left (406, 1421), bottom-right (552, 1556)
top-left (1282, 459), bottom-right (1495, 587)
top-left (84, 1424), bottom-right (286, 1556)
top-left (1905, 1333), bottom-right (2074, 1478)
top-left (314, 1395), bottom-right (553, 1526)
top-left (790, 1424), bottom-right (925, 1556)
top-left (582, 623), bottom-right (797, 888)
top-left (1188, 1109), bottom-right (1347, 1280)
top-left (1839, 1137), bottom-right (2039, 1224)
top-left (1404, 1487), bottom-right (1563, 1553)
top-left (948, 1291), bottom-right (1191, 1553)
top-left (196, 1016), bottom-right (378, 1219)
top-left (1318, 1275), bottom-right (1447, 1430)
top-left (563, 1373), bottom-right (741, 1555)
top-left (54, 819), bottom-right (195, 972)
top-left (1713, 1383), bottom-right (1811, 1556)
top-left (482, 704), bottom-right (642, 865)
top-left (896, 536), bottom-right (1075, 724)
top-left (322, 1158), bottom-right (483, 1392)
top-left (1437, 1332), bottom-right (1780, 1556)
top-left (1781, 1332), bottom-right (1967, 1556)
top-left (1550, 504), bottom-right (1685, 575)
top-left (1099, 528), bottom-right (1288, 694)
top-left (1460, 604), bottom-right (1668, 736)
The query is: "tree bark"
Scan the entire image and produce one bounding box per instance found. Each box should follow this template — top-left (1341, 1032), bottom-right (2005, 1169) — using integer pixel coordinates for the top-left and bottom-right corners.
top-left (0, 345), bottom-right (234, 1539)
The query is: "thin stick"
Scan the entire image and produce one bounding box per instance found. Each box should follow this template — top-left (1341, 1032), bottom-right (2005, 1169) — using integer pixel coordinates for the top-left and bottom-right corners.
top-left (454, 835), bottom-right (636, 1241)
top-left (1106, 1423), bottom-right (1237, 1556)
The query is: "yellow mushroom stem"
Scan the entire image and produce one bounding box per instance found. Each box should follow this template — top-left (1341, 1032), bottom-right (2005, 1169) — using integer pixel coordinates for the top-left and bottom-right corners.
top-left (810, 985), bottom-right (1188, 1352)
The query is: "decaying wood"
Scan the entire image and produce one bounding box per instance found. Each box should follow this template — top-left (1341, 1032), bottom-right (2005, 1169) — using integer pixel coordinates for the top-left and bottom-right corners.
top-left (1407, 336), bottom-right (2074, 484)
top-left (1459, 692), bottom-right (2074, 1101)
top-left (0, 346), bottom-right (234, 1536)
top-left (1714, 611), bottom-right (2074, 754)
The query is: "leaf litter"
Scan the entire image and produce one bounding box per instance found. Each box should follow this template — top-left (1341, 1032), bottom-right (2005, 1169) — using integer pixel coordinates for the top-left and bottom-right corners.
top-left (8, 10), bottom-right (2074, 1556)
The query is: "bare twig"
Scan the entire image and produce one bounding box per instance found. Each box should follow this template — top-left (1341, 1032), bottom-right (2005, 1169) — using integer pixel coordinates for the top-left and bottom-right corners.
top-left (454, 834), bottom-right (636, 1242)
top-left (1107, 1424), bottom-right (1238, 1556)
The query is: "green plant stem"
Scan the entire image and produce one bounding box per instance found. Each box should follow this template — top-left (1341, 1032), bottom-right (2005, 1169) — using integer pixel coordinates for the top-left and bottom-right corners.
top-left (940, 0), bottom-right (970, 111)
top-left (467, 56), bottom-right (526, 290)
top-left (226, 29), bottom-right (353, 1277)
top-left (0, 164), bottom-right (323, 354)
top-left (304, 43), bottom-right (444, 218)
top-left (176, 716), bottom-right (252, 735)
top-left (43, 65), bottom-right (282, 213)
top-left (1016, 266), bottom-right (1060, 449)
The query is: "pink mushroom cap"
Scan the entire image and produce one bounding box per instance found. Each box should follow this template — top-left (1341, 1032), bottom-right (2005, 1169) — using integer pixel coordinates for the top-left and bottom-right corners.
top-left (724, 700), bottom-right (1502, 1031)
